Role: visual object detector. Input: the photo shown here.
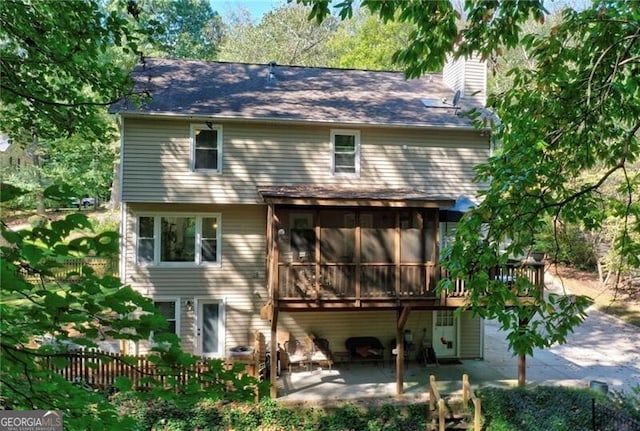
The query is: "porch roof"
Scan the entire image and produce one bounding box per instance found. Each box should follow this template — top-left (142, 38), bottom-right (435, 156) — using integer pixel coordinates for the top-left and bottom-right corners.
top-left (258, 185), bottom-right (456, 208)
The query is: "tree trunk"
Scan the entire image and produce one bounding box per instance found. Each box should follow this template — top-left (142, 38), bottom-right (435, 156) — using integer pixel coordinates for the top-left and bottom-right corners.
top-left (518, 353), bottom-right (526, 387)
top-left (30, 129), bottom-right (46, 216)
top-left (517, 316), bottom-right (530, 387)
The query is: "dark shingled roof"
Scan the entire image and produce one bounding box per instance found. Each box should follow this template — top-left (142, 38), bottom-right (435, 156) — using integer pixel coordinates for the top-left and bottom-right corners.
top-left (112, 58), bottom-right (477, 128)
top-left (259, 186), bottom-right (456, 206)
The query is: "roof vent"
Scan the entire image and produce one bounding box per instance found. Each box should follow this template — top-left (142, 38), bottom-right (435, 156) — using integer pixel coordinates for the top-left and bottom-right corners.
top-left (267, 61), bottom-right (277, 84)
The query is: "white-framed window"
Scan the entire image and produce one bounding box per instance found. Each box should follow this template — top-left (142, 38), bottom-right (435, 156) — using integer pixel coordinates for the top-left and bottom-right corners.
top-left (191, 123), bottom-right (222, 172)
top-left (331, 129), bottom-right (360, 176)
top-left (153, 299), bottom-right (180, 336)
top-left (136, 214), bottom-right (221, 266)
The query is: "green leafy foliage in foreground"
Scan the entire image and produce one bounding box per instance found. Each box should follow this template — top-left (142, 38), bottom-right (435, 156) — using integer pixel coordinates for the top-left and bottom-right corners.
top-left (111, 386), bottom-right (639, 431)
top-left (479, 386), bottom-right (596, 431)
top-left (304, 0), bottom-right (640, 384)
top-left (111, 396), bottom-right (428, 431)
top-left (0, 184), bottom-right (266, 430)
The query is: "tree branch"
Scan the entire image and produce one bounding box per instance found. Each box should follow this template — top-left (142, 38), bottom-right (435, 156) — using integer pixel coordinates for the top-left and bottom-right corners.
top-left (0, 83), bottom-right (141, 108)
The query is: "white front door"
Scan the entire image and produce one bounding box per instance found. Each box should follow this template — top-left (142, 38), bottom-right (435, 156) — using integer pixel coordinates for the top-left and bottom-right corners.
top-left (197, 300), bottom-right (224, 358)
top-left (432, 310), bottom-right (459, 358)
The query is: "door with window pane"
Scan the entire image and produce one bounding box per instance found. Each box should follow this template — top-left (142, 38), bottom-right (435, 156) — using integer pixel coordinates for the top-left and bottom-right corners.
top-left (432, 310), bottom-right (458, 358)
top-left (197, 301), bottom-right (223, 357)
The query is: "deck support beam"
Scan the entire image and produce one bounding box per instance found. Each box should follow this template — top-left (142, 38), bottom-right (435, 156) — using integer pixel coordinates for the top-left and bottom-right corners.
top-left (395, 306), bottom-right (411, 395)
top-left (269, 307), bottom-right (279, 398)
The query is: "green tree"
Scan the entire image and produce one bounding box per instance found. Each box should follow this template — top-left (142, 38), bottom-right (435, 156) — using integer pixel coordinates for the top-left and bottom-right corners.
top-left (0, 185), bottom-right (264, 429)
top-left (326, 10), bottom-right (413, 71)
top-left (219, 3), bottom-right (338, 66)
top-left (0, 2), bottom-right (264, 426)
top-left (139, 0), bottom-right (223, 60)
top-left (302, 0), bottom-right (547, 77)
top-left (0, 0), bottom-right (144, 139)
top-left (304, 0), bottom-right (640, 385)
top-left (0, 0), bottom-right (147, 213)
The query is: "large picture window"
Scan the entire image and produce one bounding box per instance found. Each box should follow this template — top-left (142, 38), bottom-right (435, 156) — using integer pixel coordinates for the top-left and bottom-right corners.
top-left (136, 214), bottom-right (221, 265)
top-left (191, 124), bottom-right (222, 172)
top-left (331, 129), bottom-right (360, 175)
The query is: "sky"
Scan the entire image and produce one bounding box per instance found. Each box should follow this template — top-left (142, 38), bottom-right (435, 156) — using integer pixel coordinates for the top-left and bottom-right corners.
top-left (215, 0), bottom-right (285, 21)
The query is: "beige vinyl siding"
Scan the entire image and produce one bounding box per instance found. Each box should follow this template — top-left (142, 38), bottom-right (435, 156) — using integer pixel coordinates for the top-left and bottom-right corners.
top-left (462, 60), bottom-right (487, 106)
top-left (443, 57), bottom-right (486, 107)
top-left (443, 60), bottom-right (465, 96)
top-left (121, 118), bottom-right (489, 204)
top-left (277, 310), bottom-right (436, 362)
top-left (362, 129), bottom-right (487, 194)
top-left (123, 203), bottom-right (271, 355)
top-left (459, 312), bottom-right (482, 359)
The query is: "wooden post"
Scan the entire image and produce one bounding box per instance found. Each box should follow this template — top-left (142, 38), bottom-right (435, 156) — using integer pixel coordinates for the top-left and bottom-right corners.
top-left (438, 398), bottom-right (446, 431)
top-left (394, 211), bottom-right (401, 295)
top-left (396, 323), bottom-right (404, 395)
top-left (474, 398), bottom-right (482, 431)
top-left (463, 373), bottom-right (469, 406)
top-left (395, 307), bottom-right (410, 395)
top-left (429, 374), bottom-right (436, 411)
top-left (269, 308), bottom-right (279, 398)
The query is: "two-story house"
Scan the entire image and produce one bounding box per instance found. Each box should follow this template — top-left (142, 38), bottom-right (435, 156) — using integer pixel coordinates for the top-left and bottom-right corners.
top-left (112, 57), bottom-right (538, 396)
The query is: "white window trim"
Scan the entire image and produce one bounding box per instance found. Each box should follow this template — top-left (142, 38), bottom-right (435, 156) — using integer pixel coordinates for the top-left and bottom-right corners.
top-left (194, 297), bottom-right (226, 358)
top-left (152, 298), bottom-right (181, 337)
top-left (330, 129), bottom-right (361, 177)
top-left (135, 213), bottom-right (222, 267)
top-left (190, 123), bottom-right (223, 173)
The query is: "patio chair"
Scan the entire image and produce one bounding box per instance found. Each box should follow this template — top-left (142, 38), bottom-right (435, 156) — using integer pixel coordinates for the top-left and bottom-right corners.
top-left (389, 338), bottom-right (412, 367)
top-left (309, 336), bottom-right (333, 370)
top-left (284, 338), bottom-right (311, 372)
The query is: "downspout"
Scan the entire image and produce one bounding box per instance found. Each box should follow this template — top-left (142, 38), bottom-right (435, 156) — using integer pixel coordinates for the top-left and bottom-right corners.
top-left (116, 114), bottom-right (127, 284)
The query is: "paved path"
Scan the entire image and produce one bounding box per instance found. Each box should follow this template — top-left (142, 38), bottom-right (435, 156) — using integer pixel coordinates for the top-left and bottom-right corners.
top-left (484, 274), bottom-right (640, 393)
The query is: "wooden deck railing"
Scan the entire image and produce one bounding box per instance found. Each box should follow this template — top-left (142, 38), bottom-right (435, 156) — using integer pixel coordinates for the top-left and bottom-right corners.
top-left (277, 261), bottom-right (544, 302)
top-left (277, 262), bottom-right (439, 299)
top-left (428, 374), bottom-right (482, 431)
top-left (462, 373), bottom-right (482, 431)
top-left (428, 374), bottom-right (447, 431)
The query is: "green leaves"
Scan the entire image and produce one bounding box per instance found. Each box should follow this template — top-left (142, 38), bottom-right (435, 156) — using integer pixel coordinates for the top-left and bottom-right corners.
top-left (307, 0), bottom-right (637, 366)
top-left (0, 183), bottom-right (26, 202)
top-left (436, 1), bottom-right (640, 360)
top-left (0, 0), bottom-right (141, 139)
top-left (302, 0), bottom-right (547, 77)
top-left (1, 190), bottom-right (262, 426)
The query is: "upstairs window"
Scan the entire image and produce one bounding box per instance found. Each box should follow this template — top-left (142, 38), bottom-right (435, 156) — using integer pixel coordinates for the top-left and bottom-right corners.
top-left (191, 124), bottom-right (222, 172)
top-left (331, 129), bottom-right (360, 176)
top-left (136, 214), bottom-right (221, 266)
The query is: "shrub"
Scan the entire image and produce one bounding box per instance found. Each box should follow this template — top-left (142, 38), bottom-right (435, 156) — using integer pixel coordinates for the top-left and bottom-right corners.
top-left (479, 386), bottom-right (597, 431)
top-left (27, 214), bottom-right (48, 228)
top-left (536, 220), bottom-right (597, 270)
top-left (611, 386), bottom-right (640, 422)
